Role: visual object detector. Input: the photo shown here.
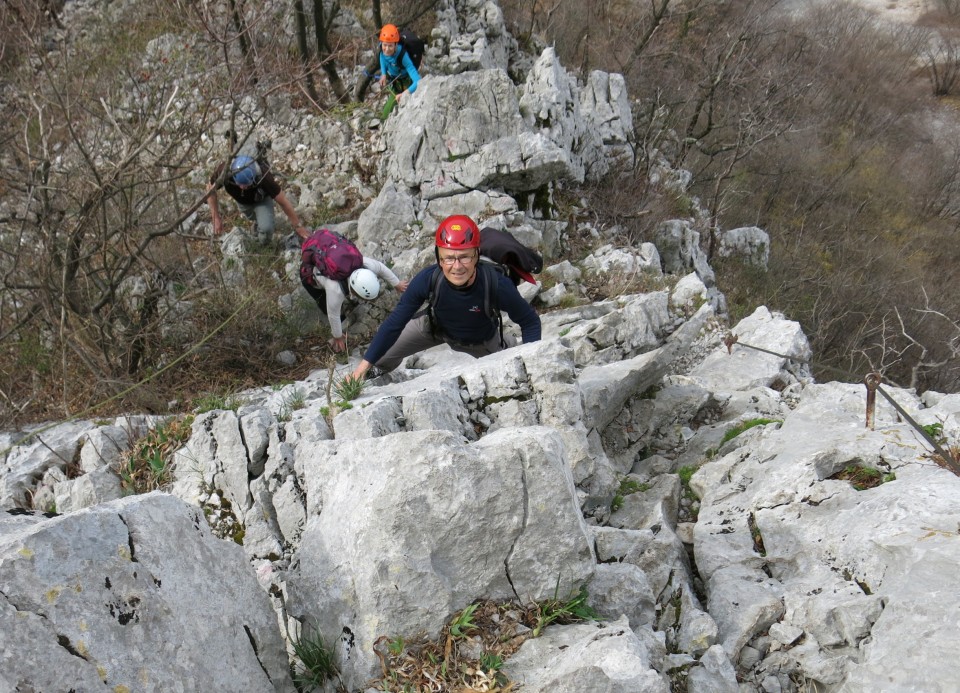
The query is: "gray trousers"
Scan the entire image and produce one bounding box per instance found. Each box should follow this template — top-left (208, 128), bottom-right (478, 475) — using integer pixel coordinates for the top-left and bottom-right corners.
top-left (375, 315), bottom-right (515, 372)
top-left (237, 199), bottom-right (275, 243)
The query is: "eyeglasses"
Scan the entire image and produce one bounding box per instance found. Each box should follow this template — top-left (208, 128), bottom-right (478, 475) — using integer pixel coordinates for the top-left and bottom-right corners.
top-left (439, 253), bottom-right (477, 267)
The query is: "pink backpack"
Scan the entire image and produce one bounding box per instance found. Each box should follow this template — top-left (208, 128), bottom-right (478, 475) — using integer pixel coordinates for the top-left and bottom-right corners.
top-left (300, 229), bottom-right (363, 286)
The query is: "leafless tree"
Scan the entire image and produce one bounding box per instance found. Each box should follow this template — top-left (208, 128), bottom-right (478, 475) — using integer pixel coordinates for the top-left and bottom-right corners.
top-left (923, 32), bottom-right (960, 95)
top-left (0, 1), bottom-right (236, 420)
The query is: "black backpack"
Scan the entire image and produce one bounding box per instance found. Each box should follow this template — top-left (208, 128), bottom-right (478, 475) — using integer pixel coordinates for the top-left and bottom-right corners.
top-left (397, 28), bottom-right (425, 70)
top-left (426, 262), bottom-right (506, 347)
top-left (478, 228), bottom-right (543, 285)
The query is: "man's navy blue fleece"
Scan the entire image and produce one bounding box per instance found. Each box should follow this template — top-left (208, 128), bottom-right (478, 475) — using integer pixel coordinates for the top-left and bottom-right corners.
top-left (363, 265), bottom-right (541, 365)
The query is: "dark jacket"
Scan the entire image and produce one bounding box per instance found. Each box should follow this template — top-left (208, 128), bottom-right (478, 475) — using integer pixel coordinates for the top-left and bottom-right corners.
top-left (209, 161), bottom-right (281, 204)
top-left (363, 264), bottom-right (541, 365)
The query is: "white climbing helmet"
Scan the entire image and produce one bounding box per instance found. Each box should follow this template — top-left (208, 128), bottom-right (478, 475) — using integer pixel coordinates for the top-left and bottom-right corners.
top-left (348, 268), bottom-right (381, 300)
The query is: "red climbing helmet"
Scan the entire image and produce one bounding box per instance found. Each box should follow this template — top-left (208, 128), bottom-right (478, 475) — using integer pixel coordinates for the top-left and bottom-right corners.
top-left (435, 215), bottom-right (481, 250)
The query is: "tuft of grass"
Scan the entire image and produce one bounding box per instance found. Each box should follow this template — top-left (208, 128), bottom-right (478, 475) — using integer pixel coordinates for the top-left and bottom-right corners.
top-left (192, 392), bottom-right (245, 414)
top-left (831, 464), bottom-right (891, 491)
top-left (720, 417), bottom-right (781, 446)
top-left (291, 626), bottom-right (339, 691)
top-left (386, 636), bottom-right (404, 656)
top-left (332, 373), bottom-right (365, 402)
top-left (117, 416), bottom-right (194, 494)
top-left (677, 465), bottom-right (696, 486)
top-left (581, 267), bottom-right (669, 303)
top-left (611, 477), bottom-right (650, 512)
top-left (278, 388), bottom-right (306, 422)
top-left (532, 583), bottom-right (599, 637)
top-left (479, 651), bottom-right (503, 674)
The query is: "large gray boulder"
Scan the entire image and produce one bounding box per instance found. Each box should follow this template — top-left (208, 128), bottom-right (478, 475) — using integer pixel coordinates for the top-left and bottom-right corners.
top-left (0, 493), bottom-right (293, 692)
top-left (286, 427), bottom-right (595, 690)
top-left (503, 616), bottom-right (670, 692)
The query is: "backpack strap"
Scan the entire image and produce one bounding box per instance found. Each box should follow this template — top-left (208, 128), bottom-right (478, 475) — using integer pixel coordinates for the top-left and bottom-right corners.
top-left (481, 263), bottom-right (505, 348)
top-left (426, 266), bottom-right (444, 338)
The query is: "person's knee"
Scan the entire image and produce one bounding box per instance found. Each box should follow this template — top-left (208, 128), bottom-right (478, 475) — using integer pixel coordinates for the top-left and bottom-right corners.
top-left (257, 218), bottom-right (276, 236)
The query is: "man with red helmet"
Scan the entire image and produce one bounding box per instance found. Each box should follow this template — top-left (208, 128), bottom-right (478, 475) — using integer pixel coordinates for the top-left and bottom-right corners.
top-left (349, 215), bottom-right (541, 381)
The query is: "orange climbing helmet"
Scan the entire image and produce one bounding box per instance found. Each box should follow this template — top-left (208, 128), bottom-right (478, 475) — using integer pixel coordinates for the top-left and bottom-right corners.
top-left (435, 215), bottom-right (481, 250)
top-left (379, 24), bottom-right (400, 43)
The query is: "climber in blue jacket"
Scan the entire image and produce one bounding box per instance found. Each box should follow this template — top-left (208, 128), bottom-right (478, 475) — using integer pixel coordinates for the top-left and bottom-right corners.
top-left (378, 23), bottom-right (421, 119)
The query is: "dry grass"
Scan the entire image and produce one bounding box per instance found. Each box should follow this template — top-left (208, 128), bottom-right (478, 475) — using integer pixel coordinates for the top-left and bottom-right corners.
top-left (370, 593), bottom-right (597, 692)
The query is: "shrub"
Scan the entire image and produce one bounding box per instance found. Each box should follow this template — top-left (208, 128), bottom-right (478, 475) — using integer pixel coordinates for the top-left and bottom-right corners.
top-left (117, 416), bottom-right (194, 494)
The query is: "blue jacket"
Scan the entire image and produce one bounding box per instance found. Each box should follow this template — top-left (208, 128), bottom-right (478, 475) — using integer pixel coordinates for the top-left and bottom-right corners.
top-left (379, 49), bottom-right (421, 93)
top-left (364, 264), bottom-right (541, 365)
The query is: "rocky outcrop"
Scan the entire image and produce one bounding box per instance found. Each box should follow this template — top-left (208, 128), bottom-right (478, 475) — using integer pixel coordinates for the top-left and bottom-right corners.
top-left (0, 493), bottom-right (293, 692)
top-left (4, 295), bottom-right (960, 691)
top-left (3, 1), bottom-right (959, 692)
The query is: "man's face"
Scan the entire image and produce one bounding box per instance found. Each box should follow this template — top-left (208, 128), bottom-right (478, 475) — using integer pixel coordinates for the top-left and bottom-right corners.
top-left (381, 41), bottom-right (398, 56)
top-left (438, 249), bottom-right (478, 287)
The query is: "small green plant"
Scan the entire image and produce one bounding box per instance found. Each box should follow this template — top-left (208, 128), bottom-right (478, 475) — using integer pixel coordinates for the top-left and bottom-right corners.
top-left (559, 327), bottom-right (571, 337)
top-left (532, 582), bottom-right (599, 637)
top-left (387, 636), bottom-right (405, 656)
top-left (677, 465), bottom-right (700, 517)
top-left (117, 416), bottom-right (194, 494)
top-left (192, 393), bottom-right (245, 414)
top-left (278, 388), bottom-right (307, 422)
top-left (832, 464), bottom-right (888, 491)
top-left (332, 373), bottom-right (366, 402)
top-left (479, 651), bottom-right (503, 673)
top-left (677, 465), bottom-right (696, 486)
top-left (921, 422), bottom-right (945, 444)
top-left (611, 477), bottom-right (650, 512)
top-left (192, 393), bottom-right (226, 413)
top-left (449, 603), bottom-right (479, 638)
top-left (291, 626), bottom-right (339, 691)
top-left (720, 418), bottom-right (782, 446)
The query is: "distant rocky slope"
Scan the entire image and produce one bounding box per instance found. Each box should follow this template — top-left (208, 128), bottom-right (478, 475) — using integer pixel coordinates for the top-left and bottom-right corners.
top-left (3, 1), bottom-right (960, 692)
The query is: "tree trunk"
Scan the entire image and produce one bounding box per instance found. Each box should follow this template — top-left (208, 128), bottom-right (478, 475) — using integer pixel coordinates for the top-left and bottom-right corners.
top-left (228, 0), bottom-right (257, 79)
top-left (312, 0), bottom-right (350, 103)
top-left (294, 0), bottom-right (321, 103)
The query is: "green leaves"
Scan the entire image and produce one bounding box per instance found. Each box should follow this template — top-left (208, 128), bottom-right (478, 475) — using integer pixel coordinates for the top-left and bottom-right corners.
top-left (448, 603), bottom-right (479, 638)
top-left (532, 584), bottom-right (599, 637)
top-left (117, 416), bottom-right (193, 494)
